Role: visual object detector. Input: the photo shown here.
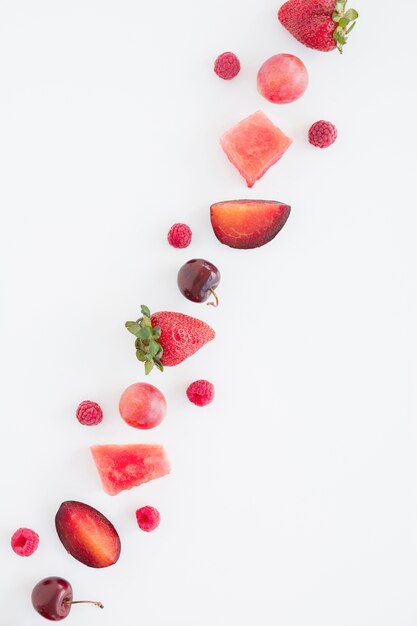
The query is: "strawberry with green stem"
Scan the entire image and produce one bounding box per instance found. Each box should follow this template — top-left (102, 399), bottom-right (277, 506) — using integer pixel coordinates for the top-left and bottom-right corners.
top-left (125, 305), bottom-right (215, 374)
top-left (126, 306), bottom-right (164, 375)
top-left (278, 0), bottom-right (359, 54)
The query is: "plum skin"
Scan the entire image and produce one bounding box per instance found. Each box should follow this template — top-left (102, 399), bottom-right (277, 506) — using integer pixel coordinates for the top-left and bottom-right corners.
top-left (119, 382), bottom-right (167, 429)
top-left (257, 54), bottom-right (308, 104)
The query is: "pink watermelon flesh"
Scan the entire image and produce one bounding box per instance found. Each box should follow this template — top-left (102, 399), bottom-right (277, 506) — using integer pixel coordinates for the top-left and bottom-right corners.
top-left (220, 110), bottom-right (293, 188)
top-left (91, 444), bottom-right (170, 496)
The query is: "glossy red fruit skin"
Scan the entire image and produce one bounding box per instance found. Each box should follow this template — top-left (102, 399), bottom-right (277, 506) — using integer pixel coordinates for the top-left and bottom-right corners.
top-left (119, 382), bottom-right (167, 429)
top-left (177, 259), bottom-right (220, 303)
top-left (257, 54), bottom-right (308, 104)
top-left (32, 577), bottom-right (72, 621)
top-left (55, 501), bottom-right (121, 568)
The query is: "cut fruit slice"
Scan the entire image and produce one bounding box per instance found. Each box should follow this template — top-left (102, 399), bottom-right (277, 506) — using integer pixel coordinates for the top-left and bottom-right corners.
top-left (55, 501), bottom-right (121, 568)
top-left (91, 444), bottom-right (170, 496)
top-left (210, 200), bottom-right (291, 249)
top-left (220, 111), bottom-right (292, 187)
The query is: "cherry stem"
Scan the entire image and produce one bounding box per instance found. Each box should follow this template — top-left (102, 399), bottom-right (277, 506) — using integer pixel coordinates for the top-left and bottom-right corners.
top-left (64, 600), bottom-right (104, 609)
top-left (207, 288), bottom-right (219, 308)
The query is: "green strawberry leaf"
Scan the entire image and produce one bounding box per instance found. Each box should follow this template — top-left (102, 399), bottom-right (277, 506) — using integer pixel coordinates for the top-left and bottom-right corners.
top-left (136, 349), bottom-right (146, 362)
top-left (346, 21), bottom-right (357, 34)
top-left (339, 17), bottom-right (349, 28)
top-left (148, 339), bottom-right (161, 357)
top-left (138, 326), bottom-right (152, 340)
top-left (126, 306), bottom-right (165, 375)
top-left (345, 8), bottom-right (359, 21)
top-left (142, 315), bottom-right (152, 328)
top-left (334, 29), bottom-right (346, 45)
top-left (125, 321), bottom-right (142, 336)
top-left (335, 0), bottom-right (346, 14)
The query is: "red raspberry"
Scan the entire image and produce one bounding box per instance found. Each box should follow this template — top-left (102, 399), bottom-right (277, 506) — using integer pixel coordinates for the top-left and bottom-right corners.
top-left (136, 506), bottom-right (161, 532)
top-left (76, 400), bottom-right (103, 426)
top-left (167, 223), bottom-right (192, 249)
top-left (186, 380), bottom-right (215, 407)
top-left (214, 52), bottom-right (241, 80)
top-left (308, 120), bottom-right (338, 149)
top-left (11, 528), bottom-right (39, 556)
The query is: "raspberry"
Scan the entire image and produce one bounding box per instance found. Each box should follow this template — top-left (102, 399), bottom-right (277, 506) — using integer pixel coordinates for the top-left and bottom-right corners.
top-left (308, 120), bottom-right (338, 149)
top-left (214, 52), bottom-right (241, 80)
top-left (76, 400), bottom-right (103, 426)
top-left (11, 528), bottom-right (39, 556)
top-left (136, 506), bottom-right (161, 532)
top-left (167, 223), bottom-right (192, 249)
top-left (186, 380), bottom-right (215, 407)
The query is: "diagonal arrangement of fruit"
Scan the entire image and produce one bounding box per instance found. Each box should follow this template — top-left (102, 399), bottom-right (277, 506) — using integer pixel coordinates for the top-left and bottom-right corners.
top-left (11, 1), bottom-right (358, 620)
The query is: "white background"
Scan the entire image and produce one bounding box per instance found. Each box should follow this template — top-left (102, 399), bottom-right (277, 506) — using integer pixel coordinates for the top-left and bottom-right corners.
top-left (1, 1), bottom-right (416, 624)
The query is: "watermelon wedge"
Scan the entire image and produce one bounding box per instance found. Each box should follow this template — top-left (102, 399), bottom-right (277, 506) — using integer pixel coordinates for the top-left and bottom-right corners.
top-left (220, 110), bottom-right (292, 188)
top-left (91, 444), bottom-right (170, 496)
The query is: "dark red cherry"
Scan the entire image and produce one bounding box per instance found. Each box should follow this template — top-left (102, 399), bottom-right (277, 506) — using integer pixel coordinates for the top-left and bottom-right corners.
top-left (32, 577), bottom-right (72, 621)
top-left (31, 577), bottom-right (103, 621)
top-left (177, 259), bottom-right (221, 306)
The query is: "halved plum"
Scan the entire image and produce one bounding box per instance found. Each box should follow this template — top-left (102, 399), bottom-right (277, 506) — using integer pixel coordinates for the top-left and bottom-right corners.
top-left (210, 200), bottom-right (291, 249)
top-left (55, 501), bottom-right (121, 568)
